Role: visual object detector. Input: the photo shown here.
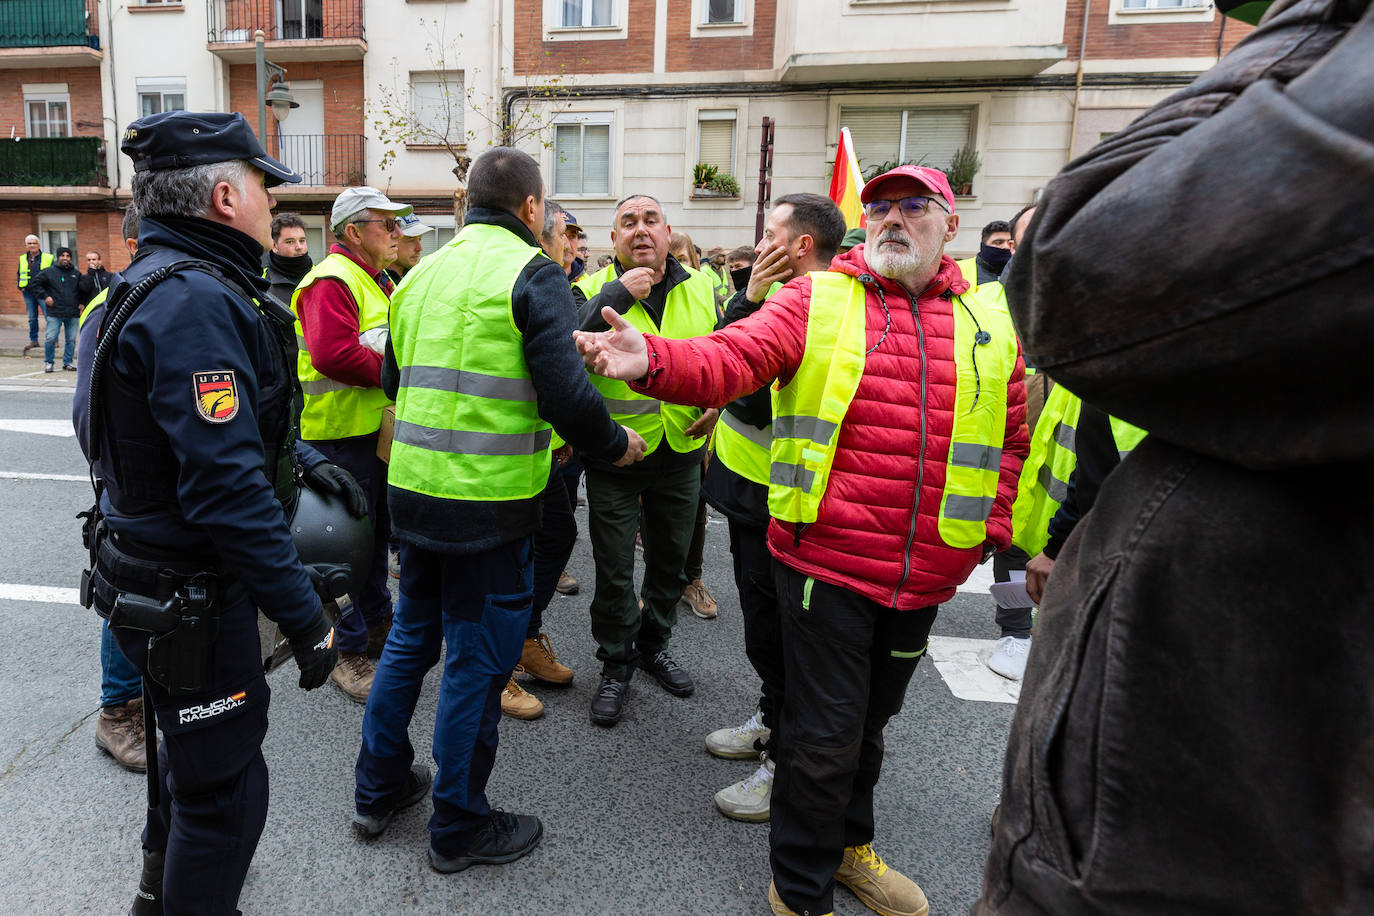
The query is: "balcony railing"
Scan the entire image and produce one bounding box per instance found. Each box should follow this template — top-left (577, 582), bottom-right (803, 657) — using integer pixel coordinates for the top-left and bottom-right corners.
top-left (0, 0), bottom-right (99, 49)
top-left (0, 137), bottom-right (105, 186)
top-left (269, 134), bottom-right (364, 187)
top-left (207, 0), bottom-right (363, 43)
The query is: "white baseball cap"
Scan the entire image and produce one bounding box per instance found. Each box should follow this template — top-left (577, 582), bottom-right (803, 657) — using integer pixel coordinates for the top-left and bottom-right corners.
top-left (330, 186), bottom-right (414, 233)
top-left (398, 212), bottom-right (434, 237)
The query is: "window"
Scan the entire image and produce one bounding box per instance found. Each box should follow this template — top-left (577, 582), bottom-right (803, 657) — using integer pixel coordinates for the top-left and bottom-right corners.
top-left (705, 0), bottom-right (740, 21)
top-left (278, 0), bottom-right (323, 39)
top-left (137, 78), bottom-right (187, 118)
top-left (1122, 0), bottom-right (1208, 7)
top-left (410, 72), bottom-right (464, 141)
top-left (24, 95), bottom-right (70, 138)
top-left (553, 115), bottom-right (612, 197)
top-left (697, 110), bottom-right (736, 176)
top-left (39, 216), bottom-right (77, 255)
top-left (840, 105), bottom-right (974, 179)
top-left (561, 0), bottom-right (615, 27)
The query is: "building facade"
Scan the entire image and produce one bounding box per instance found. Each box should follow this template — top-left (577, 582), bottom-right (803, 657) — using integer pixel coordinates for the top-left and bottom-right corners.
top-left (0, 0), bottom-right (1250, 322)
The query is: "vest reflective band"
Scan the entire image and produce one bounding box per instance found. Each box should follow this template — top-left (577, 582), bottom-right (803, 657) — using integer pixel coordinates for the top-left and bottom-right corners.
top-left (713, 280), bottom-right (785, 486)
top-left (387, 222), bottom-right (552, 503)
top-left (1010, 386), bottom-right (1147, 555)
top-left (574, 262), bottom-right (717, 453)
top-left (956, 257), bottom-right (978, 290)
top-left (768, 272), bottom-right (1019, 548)
top-left (18, 252), bottom-right (53, 289)
top-left (290, 252), bottom-right (393, 440)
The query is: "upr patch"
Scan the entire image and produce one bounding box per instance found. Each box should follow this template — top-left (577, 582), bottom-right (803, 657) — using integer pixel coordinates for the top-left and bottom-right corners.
top-left (193, 370), bottom-right (239, 423)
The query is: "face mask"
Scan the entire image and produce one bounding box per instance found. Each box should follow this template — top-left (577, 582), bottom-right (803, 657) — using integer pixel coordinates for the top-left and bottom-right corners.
top-left (730, 265), bottom-right (752, 291)
top-left (979, 243), bottom-right (1013, 273)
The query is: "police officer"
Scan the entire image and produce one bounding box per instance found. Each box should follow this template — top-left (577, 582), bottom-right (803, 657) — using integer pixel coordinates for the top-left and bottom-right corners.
top-left (74, 111), bottom-right (359, 915)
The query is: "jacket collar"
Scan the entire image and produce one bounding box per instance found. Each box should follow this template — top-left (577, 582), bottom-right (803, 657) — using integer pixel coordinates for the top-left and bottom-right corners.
top-left (465, 206), bottom-right (541, 248)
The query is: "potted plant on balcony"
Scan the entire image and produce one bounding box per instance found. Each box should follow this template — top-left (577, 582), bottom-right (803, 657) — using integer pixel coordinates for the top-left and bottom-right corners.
top-left (945, 145), bottom-right (981, 197)
top-left (710, 174), bottom-right (740, 198)
top-left (692, 162), bottom-right (720, 197)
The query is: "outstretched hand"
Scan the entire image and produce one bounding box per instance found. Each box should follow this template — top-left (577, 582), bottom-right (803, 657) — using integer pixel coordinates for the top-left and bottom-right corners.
top-left (573, 307), bottom-right (651, 380)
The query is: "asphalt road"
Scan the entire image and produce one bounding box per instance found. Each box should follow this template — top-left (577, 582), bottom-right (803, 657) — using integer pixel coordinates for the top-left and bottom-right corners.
top-left (0, 358), bottom-right (1017, 916)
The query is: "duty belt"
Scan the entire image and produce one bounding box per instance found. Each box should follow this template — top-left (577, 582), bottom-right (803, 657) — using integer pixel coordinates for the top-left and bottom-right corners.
top-left (88, 531), bottom-right (242, 621)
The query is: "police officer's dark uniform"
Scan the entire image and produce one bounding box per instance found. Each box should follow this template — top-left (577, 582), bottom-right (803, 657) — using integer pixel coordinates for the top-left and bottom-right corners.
top-left (73, 111), bottom-right (348, 916)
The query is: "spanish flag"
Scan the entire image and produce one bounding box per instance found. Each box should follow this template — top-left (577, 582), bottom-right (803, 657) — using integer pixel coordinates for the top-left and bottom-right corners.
top-left (828, 126), bottom-right (866, 230)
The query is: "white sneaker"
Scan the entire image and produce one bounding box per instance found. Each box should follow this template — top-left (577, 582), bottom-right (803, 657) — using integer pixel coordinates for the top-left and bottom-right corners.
top-left (714, 756), bottom-right (774, 822)
top-left (987, 635), bottom-right (1032, 680)
top-left (705, 709), bottom-right (770, 759)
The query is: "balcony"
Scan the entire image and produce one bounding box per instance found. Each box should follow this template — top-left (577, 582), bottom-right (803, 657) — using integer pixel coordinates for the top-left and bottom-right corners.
top-left (0, 0), bottom-right (102, 68)
top-left (269, 134), bottom-right (364, 189)
top-left (0, 137), bottom-right (106, 188)
top-left (207, 0), bottom-right (365, 62)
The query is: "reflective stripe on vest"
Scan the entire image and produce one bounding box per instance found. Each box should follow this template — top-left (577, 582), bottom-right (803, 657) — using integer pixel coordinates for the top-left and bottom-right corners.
top-left (574, 262), bottom-right (717, 453)
top-left (387, 221), bottom-right (552, 502)
top-left (767, 272), bottom-right (1018, 549)
top-left (18, 252), bottom-right (53, 289)
top-left (290, 252), bottom-right (393, 440)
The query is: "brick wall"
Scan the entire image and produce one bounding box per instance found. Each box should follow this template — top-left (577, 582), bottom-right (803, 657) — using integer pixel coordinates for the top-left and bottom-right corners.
top-left (513, 0), bottom-right (656, 75)
top-left (665, 0), bottom-right (776, 72)
top-left (227, 60), bottom-right (365, 136)
top-left (0, 206), bottom-right (127, 318)
top-left (1066, 0), bottom-right (1253, 59)
top-left (0, 68), bottom-right (104, 138)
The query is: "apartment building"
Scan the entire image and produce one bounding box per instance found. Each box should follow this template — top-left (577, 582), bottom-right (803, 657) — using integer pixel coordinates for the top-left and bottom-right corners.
top-left (0, 0), bottom-right (1251, 323)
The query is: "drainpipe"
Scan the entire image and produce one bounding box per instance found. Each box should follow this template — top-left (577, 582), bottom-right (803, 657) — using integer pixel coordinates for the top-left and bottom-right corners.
top-left (1067, 0), bottom-right (1093, 161)
top-left (104, 0), bottom-right (120, 196)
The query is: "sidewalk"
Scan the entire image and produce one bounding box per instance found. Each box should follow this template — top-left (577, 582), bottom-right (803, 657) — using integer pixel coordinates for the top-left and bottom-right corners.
top-left (0, 322), bottom-right (78, 370)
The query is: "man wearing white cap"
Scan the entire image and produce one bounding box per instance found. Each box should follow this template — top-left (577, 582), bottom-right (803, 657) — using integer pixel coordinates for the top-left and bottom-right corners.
top-left (385, 211), bottom-right (434, 284)
top-left (291, 186), bottom-right (412, 702)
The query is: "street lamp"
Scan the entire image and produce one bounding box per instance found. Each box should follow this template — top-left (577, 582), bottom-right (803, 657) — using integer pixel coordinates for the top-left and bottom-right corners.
top-left (254, 29), bottom-right (299, 143)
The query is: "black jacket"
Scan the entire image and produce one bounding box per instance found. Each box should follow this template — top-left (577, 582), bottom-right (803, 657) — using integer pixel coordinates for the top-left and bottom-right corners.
top-left (31, 261), bottom-right (82, 317)
top-left (383, 206), bottom-right (627, 555)
top-left (979, 0), bottom-right (1374, 912)
top-left (77, 266), bottom-right (113, 306)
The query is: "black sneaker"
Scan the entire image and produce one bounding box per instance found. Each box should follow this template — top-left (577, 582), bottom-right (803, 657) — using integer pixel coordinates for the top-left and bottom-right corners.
top-left (352, 763), bottom-right (432, 838)
top-left (429, 810), bottom-right (543, 873)
top-left (63, 364), bottom-right (76, 371)
top-left (589, 675), bottom-right (630, 727)
top-left (640, 649), bottom-right (695, 697)
top-left (128, 847), bottom-right (163, 916)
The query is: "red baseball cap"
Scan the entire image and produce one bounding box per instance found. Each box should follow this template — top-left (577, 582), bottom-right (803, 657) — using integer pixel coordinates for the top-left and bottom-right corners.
top-left (860, 165), bottom-right (956, 213)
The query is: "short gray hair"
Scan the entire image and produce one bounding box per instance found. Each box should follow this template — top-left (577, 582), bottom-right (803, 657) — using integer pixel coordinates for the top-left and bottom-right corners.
top-left (131, 159), bottom-right (251, 219)
top-left (332, 210), bottom-right (374, 242)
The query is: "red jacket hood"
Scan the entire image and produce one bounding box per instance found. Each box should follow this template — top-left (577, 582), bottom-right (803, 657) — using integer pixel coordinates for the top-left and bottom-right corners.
top-left (828, 244), bottom-right (970, 299)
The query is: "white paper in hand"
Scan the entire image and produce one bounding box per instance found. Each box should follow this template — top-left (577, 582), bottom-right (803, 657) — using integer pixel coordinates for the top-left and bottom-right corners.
top-left (989, 570), bottom-right (1033, 608)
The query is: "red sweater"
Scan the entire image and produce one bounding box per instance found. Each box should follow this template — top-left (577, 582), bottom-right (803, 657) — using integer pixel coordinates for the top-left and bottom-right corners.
top-left (633, 248), bottom-right (1028, 609)
top-left (294, 243), bottom-right (390, 389)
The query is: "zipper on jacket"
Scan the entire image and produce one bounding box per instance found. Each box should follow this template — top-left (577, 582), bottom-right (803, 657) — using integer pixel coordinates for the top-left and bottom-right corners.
top-left (893, 289), bottom-right (928, 607)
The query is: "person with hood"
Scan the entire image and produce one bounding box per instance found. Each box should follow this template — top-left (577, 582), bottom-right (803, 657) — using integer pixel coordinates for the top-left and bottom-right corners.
top-left (575, 164), bottom-right (1028, 916)
top-left (30, 246), bottom-right (80, 372)
top-left (264, 212), bottom-right (312, 304)
top-left (977, 0), bottom-right (1374, 911)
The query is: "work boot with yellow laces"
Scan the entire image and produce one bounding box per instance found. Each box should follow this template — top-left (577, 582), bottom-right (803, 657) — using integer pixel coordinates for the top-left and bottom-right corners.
top-left (768, 879), bottom-right (831, 916)
top-left (519, 633), bottom-right (573, 686)
top-left (834, 843), bottom-right (929, 916)
top-left (501, 668), bottom-right (544, 720)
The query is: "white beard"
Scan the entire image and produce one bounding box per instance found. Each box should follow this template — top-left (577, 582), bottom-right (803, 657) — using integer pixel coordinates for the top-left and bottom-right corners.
top-left (867, 239), bottom-right (920, 279)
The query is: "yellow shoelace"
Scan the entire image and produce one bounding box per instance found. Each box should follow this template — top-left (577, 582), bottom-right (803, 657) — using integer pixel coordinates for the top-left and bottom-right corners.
top-left (850, 843), bottom-right (888, 877)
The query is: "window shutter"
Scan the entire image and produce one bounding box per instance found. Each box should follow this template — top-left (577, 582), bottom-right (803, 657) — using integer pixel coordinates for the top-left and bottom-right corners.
top-left (583, 124), bottom-right (611, 195)
top-left (555, 124), bottom-right (582, 195)
top-left (840, 106), bottom-right (902, 174)
top-left (903, 108), bottom-right (973, 171)
top-left (698, 119), bottom-right (734, 174)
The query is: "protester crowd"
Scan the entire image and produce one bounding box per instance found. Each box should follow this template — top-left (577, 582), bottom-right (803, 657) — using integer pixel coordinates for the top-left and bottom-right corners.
top-left (61, 6), bottom-right (1374, 908)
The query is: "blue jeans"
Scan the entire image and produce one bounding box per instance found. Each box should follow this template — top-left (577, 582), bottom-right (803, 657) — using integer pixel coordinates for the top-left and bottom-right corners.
top-left (101, 619), bottom-right (142, 707)
top-left (43, 314), bottom-right (76, 366)
top-left (21, 288), bottom-right (43, 343)
top-left (355, 538), bottom-right (532, 856)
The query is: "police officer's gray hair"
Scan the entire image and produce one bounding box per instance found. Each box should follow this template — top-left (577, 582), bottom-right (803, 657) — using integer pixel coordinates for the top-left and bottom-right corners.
top-left (131, 159), bottom-right (250, 219)
top-left (121, 204), bottom-right (141, 243)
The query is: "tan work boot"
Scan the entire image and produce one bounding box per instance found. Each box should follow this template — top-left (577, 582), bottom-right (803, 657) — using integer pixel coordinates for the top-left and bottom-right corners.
top-left (366, 617), bottom-right (392, 659)
top-left (519, 633), bottom-right (573, 686)
top-left (834, 844), bottom-right (929, 916)
top-left (683, 579), bottom-right (718, 619)
top-left (330, 652), bottom-right (376, 704)
top-left (95, 698), bottom-right (147, 772)
top-left (501, 668), bottom-right (544, 720)
top-left (768, 879), bottom-right (831, 916)
top-left (555, 569), bottom-right (579, 595)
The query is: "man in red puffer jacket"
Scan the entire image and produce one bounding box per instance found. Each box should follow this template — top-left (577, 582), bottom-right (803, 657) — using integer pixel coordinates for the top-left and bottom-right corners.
top-left (576, 165), bottom-right (1027, 916)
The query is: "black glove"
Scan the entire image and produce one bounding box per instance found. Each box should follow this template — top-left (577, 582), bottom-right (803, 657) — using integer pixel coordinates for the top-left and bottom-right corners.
top-left (304, 462), bottom-right (368, 518)
top-left (288, 613), bottom-right (338, 690)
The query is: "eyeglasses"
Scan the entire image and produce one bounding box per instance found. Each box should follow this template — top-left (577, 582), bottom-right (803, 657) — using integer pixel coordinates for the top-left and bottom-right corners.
top-left (352, 217), bottom-right (400, 233)
top-left (862, 196), bottom-right (948, 220)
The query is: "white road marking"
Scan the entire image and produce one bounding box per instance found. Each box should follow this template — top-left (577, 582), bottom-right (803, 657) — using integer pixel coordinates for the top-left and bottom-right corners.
top-left (0, 583), bottom-right (81, 605)
top-left (0, 470), bottom-right (86, 482)
top-left (928, 636), bottom-right (1022, 705)
top-left (0, 419), bottom-right (74, 437)
top-left (956, 562), bottom-right (995, 595)
top-left (0, 384), bottom-right (77, 393)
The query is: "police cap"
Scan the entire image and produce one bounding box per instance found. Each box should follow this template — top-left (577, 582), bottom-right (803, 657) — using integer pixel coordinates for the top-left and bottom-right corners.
top-left (121, 111), bottom-right (303, 187)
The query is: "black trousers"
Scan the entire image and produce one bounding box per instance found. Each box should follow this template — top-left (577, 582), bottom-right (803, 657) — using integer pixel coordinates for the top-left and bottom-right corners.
top-left (113, 597), bottom-right (269, 916)
top-left (729, 518), bottom-right (782, 753)
top-left (769, 563), bottom-right (938, 916)
top-left (530, 457), bottom-right (577, 637)
top-left (307, 433), bottom-right (393, 654)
